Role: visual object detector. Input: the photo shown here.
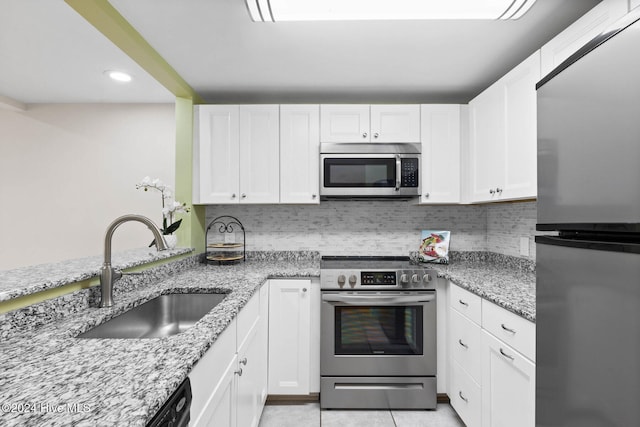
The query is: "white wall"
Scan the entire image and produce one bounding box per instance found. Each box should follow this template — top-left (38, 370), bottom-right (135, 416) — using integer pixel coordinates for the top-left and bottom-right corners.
top-left (0, 104), bottom-right (175, 270)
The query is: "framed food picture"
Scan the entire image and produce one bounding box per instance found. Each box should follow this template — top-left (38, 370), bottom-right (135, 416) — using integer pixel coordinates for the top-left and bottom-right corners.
top-left (419, 231), bottom-right (451, 264)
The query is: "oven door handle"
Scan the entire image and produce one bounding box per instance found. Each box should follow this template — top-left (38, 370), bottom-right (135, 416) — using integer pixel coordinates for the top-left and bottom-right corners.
top-left (321, 294), bottom-right (435, 305)
top-left (395, 154), bottom-right (401, 191)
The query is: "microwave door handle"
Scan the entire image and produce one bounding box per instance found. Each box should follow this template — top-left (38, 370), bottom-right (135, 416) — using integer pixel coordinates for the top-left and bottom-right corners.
top-left (321, 294), bottom-right (435, 305)
top-left (395, 155), bottom-right (401, 191)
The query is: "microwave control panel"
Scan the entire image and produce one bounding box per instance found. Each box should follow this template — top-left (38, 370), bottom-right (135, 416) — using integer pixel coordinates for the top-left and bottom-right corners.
top-left (401, 158), bottom-right (419, 187)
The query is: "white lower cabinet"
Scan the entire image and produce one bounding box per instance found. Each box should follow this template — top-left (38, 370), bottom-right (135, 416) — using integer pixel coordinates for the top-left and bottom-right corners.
top-left (447, 283), bottom-right (536, 427)
top-left (268, 279), bottom-right (318, 395)
top-left (481, 331), bottom-right (535, 427)
top-left (189, 283), bottom-right (268, 427)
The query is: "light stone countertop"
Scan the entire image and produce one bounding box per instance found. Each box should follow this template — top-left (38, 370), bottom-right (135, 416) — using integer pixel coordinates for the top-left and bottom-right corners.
top-left (0, 247), bottom-right (193, 302)
top-left (0, 252), bottom-right (534, 426)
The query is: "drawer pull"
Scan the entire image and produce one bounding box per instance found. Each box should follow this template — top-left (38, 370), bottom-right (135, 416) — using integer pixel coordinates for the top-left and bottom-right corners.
top-left (501, 323), bottom-right (516, 334)
top-left (458, 299), bottom-right (469, 307)
top-left (458, 391), bottom-right (468, 402)
top-left (235, 368), bottom-right (243, 376)
top-left (458, 339), bottom-right (468, 349)
top-left (499, 348), bottom-right (515, 361)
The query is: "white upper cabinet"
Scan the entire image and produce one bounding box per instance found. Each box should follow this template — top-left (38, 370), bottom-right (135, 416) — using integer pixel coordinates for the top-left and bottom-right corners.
top-left (370, 105), bottom-right (421, 142)
top-left (502, 51), bottom-right (540, 201)
top-left (194, 105), bottom-right (240, 204)
top-left (280, 105), bottom-right (320, 204)
top-left (239, 105), bottom-right (280, 204)
top-left (320, 105), bottom-right (420, 143)
top-left (633, 0), bottom-right (640, 11)
top-left (468, 51), bottom-right (540, 203)
top-left (420, 105), bottom-right (462, 204)
top-left (540, 0), bottom-right (628, 77)
top-left (320, 105), bottom-right (370, 142)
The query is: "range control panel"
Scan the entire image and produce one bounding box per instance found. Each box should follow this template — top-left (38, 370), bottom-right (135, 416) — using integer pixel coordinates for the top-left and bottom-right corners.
top-left (361, 271), bottom-right (396, 285)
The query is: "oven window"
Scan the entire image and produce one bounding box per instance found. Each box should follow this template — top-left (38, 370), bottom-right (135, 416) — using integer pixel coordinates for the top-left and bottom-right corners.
top-left (324, 158), bottom-right (395, 187)
top-left (334, 306), bottom-right (423, 355)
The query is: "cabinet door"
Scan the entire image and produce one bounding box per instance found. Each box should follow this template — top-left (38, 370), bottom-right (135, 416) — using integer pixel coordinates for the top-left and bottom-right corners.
top-left (469, 84), bottom-right (504, 202)
top-left (370, 105), bottom-right (420, 143)
top-left (268, 279), bottom-right (311, 395)
top-left (540, 0), bottom-right (628, 77)
top-left (501, 51), bottom-right (540, 201)
top-left (194, 105), bottom-right (240, 204)
top-left (320, 105), bottom-right (370, 142)
top-left (481, 331), bottom-right (535, 427)
top-left (420, 105), bottom-right (461, 203)
top-left (239, 105), bottom-right (280, 203)
top-left (196, 355), bottom-right (238, 427)
top-left (450, 360), bottom-right (482, 427)
top-left (280, 105), bottom-right (320, 204)
top-left (236, 313), bottom-right (267, 427)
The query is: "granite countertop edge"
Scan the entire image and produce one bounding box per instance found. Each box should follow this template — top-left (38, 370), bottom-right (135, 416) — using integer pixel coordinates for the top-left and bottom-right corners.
top-left (0, 247), bottom-right (194, 302)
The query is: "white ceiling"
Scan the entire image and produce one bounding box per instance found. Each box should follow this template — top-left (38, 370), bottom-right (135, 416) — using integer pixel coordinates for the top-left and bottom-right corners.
top-left (1, 0), bottom-right (600, 104)
top-left (0, 0), bottom-right (173, 104)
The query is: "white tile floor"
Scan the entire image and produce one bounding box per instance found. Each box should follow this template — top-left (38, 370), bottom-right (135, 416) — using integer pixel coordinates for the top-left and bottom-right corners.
top-left (258, 403), bottom-right (466, 427)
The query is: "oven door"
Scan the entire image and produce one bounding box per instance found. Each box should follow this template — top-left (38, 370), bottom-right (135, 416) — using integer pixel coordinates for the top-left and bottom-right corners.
top-left (320, 154), bottom-right (419, 197)
top-left (321, 291), bottom-right (436, 377)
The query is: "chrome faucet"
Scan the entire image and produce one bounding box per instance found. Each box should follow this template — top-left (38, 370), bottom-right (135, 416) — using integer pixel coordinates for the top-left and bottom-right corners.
top-left (99, 214), bottom-right (168, 308)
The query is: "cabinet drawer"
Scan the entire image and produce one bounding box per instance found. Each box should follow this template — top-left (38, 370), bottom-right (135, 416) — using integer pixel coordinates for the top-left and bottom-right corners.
top-left (482, 300), bottom-right (536, 361)
top-left (450, 309), bottom-right (482, 384)
top-left (450, 360), bottom-right (481, 427)
top-left (237, 290), bottom-right (260, 350)
top-left (449, 284), bottom-right (482, 324)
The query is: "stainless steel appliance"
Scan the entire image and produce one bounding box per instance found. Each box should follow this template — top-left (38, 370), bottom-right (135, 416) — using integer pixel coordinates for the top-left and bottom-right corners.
top-left (146, 378), bottom-right (191, 427)
top-left (536, 10), bottom-right (640, 427)
top-left (320, 143), bottom-right (420, 199)
top-left (320, 256), bottom-right (437, 409)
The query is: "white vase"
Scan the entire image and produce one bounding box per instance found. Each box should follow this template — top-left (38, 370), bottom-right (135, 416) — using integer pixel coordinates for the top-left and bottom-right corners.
top-left (163, 234), bottom-right (178, 249)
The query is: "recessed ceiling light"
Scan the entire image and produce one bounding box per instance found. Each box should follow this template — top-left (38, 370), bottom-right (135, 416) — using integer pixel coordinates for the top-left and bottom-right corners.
top-left (105, 70), bottom-right (133, 83)
top-left (245, 0), bottom-right (537, 22)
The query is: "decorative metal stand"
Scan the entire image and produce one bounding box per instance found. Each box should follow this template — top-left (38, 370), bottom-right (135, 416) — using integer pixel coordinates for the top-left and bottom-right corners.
top-left (205, 215), bottom-right (246, 264)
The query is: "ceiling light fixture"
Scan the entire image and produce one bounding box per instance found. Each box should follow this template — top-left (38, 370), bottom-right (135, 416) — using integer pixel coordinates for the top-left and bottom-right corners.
top-left (245, 0), bottom-right (537, 22)
top-left (105, 70), bottom-right (133, 83)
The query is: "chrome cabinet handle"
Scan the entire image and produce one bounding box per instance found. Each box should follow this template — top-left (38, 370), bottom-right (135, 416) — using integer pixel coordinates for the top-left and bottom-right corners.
top-left (496, 187), bottom-right (503, 194)
top-left (458, 299), bottom-right (469, 307)
top-left (235, 368), bottom-right (243, 376)
top-left (459, 391), bottom-right (468, 402)
top-left (374, 132), bottom-right (379, 138)
top-left (499, 348), bottom-right (515, 360)
top-left (312, 194), bottom-right (317, 199)
top-left (240, 357), bottom-right (248, 365)
top-left (232, 193), bottom-right (236, 199)
top-left (302, 288), bottom-right (308, 292)
top-left (424, 193), bottom-right (429, 199)
top-left (458, 339), bottom-right (468, 349)
top-left (362, 132), bottom-right (368, 138)
top-left (501, 323), bottom-right (516, 334)
top-left (241, 193), bottom-right (247, 198)
top-left (489, 189), bottom-right (495, 195)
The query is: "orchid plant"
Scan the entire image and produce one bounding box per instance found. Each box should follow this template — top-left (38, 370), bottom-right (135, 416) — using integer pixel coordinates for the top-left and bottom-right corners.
top-left (136, 176), bottom-right (190, 245)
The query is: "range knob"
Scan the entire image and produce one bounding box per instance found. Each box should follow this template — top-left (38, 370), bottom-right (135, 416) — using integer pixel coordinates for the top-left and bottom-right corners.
top-left (400, 274), bottom-right (409, 285)
top-left (422, 274), bottom-right (432, 283)
top-left (348, 275), bottom-right (357, 287)
top-left (337, 275), bottom-right (346, 287)
top-left (411, 274), bottom-right (419, 283)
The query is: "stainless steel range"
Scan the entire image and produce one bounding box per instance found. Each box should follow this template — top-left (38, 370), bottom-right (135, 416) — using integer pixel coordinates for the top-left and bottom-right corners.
top-left (320, 256), bottom-right (437, 409)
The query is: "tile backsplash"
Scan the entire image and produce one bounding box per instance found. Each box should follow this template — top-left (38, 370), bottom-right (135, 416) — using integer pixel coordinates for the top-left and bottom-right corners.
top-left (205, 200), bottom-right (537, 260)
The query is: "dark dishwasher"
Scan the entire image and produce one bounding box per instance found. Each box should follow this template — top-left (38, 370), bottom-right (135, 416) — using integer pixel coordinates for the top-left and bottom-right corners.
top-left (146, 378), bottom-right (192, 427)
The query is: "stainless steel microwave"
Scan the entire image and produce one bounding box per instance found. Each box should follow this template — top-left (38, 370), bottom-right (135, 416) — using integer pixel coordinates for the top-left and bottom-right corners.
top-left (320, 143), bottom-right (421, 199)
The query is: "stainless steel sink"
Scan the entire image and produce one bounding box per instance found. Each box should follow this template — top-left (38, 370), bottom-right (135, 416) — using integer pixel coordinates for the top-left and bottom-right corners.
top-left (78, 293), bottom-right (227, 339)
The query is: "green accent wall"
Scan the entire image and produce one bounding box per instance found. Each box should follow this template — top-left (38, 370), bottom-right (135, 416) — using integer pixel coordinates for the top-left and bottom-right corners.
top-left (175, 97), bottom-right (205, 252)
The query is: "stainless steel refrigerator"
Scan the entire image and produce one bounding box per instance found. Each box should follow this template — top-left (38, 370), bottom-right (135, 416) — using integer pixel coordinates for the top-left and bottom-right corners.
top-left (536, 9), bottom-right (640, 427)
